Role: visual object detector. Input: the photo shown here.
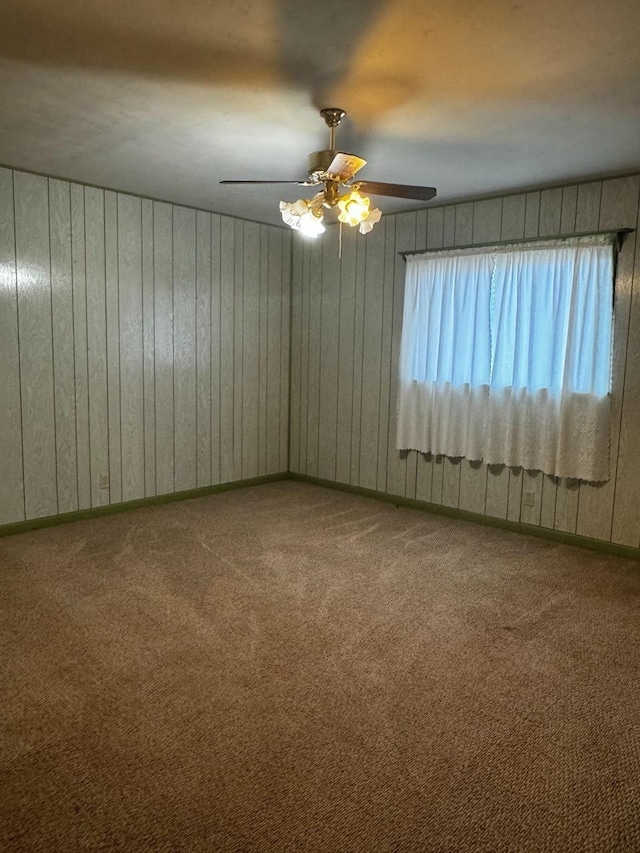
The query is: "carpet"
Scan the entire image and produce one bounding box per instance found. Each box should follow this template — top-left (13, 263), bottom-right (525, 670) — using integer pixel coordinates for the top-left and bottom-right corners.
top-left (1, 481), bottom-right (639, 852)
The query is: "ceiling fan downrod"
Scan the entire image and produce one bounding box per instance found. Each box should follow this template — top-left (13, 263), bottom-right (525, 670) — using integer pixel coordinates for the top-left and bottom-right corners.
top-left (320, 107), bottom-right (346, 150)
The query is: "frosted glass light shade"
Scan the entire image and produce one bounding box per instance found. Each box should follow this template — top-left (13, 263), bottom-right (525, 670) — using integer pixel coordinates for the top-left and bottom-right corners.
top-left (280, 199), bottom-right (325, 238)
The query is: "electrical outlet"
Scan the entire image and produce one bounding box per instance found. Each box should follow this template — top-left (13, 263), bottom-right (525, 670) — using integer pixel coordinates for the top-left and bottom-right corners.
top-left (99, 474), bottom-right (109, 490)
top-left (523, 490), bottom-right (535, 508)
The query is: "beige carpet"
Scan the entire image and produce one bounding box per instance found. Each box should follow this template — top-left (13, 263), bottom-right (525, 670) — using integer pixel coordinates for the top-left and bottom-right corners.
top-left (1, 481), bottom-right (640, 852)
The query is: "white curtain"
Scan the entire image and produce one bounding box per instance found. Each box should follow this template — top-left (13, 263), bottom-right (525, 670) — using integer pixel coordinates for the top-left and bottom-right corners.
top-left (396, 237), bottom-right (614, 482)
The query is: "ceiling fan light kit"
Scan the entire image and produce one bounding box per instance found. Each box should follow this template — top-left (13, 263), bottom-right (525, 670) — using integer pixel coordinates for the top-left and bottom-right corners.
top-left (221, 108), bottom-right (437, 241)
top-left (278, 108), bottom-right (382, 239)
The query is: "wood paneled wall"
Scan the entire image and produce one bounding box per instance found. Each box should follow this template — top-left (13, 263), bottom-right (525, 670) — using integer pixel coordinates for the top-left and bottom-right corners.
top-left (289, 175), bottom-right (640, 548)
top-left (0, 167), bottom-right (291, 524)
top-left (2, 164), bottom-right (638, 547)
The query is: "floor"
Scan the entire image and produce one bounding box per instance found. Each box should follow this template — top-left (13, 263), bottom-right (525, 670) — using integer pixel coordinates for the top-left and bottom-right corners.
top-left (1, 481), bottom-right (639, 852)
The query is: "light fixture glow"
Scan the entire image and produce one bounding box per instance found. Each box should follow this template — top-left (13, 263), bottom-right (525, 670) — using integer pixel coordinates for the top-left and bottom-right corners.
top-left (280, 186), bottom-right (381, 241)
top-left (298, 210), bottom-right (326, 238)
top-left (279, 199), bottom-right (325, 238)
top-left (337, 189), bottom-right (371, 226)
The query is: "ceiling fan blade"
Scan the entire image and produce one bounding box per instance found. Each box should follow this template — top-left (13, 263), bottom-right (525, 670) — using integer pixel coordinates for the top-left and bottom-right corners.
top-left (326, 152), bottom-right (367, 181)
top-left (356, 181), bottom-right (437, 201)
top-left (220, 180), bottom-right (316, 186)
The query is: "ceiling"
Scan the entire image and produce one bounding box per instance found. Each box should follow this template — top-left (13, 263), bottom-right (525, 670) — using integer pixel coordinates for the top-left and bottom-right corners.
top-left (1, 0), bottom-right (639, 227)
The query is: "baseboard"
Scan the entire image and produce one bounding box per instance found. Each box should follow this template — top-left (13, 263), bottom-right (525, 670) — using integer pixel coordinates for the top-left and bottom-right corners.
top-left (287, 472), bottom-right (640, 562)
top-left (4, 470), bottom-right (639, 561)
top-left (0, 473), bottom-right (288, 538)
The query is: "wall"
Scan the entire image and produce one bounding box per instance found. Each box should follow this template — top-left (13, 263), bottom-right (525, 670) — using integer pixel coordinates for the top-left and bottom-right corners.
top-left (289, 175), bottom-right (640, 548)
top-left (2, 165), bottom-right (638, 548)
top-left (0, 167), bottom-right (290, 524)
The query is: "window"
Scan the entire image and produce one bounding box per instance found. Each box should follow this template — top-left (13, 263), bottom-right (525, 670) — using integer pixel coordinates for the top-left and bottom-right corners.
top-left (396, 236), bottom-right (615, 482)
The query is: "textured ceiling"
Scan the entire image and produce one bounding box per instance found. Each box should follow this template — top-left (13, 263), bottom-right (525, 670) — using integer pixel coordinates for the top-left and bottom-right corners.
top-left (1, 0), bottom-right (639, 226)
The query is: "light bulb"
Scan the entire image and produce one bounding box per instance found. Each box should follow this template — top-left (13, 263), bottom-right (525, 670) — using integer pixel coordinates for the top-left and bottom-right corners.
top-left (298, 210), bottom-right (325, 238)
top-left (280, 199), bottom-right (325, 237)
top-left (338, 190), bottom-right (371, 226)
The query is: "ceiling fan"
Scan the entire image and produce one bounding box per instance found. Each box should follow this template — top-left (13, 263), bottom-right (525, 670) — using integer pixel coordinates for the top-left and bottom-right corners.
top-left (220, 108), bottom-right (437, 239)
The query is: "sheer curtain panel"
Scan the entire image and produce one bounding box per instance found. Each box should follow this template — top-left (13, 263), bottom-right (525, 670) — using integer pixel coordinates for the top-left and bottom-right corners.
top-left (396, 236), bottom-right (614, 482)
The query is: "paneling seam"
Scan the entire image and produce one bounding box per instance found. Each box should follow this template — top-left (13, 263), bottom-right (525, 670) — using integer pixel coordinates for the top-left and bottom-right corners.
top-left (47, 179), bottom-right (60, 514)
top-left (11, 171), bottom-right (27, 520)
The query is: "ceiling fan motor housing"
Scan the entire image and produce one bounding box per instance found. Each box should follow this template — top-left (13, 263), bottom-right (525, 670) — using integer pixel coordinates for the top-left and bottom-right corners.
top-left (307, 149), bottom-right (338, 183)
top-left (319, 108), bottom-right (346, 128)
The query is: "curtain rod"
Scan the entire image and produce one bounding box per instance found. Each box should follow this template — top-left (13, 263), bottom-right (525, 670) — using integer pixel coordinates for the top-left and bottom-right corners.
top-left (399, 228), bottom-right (634, 260)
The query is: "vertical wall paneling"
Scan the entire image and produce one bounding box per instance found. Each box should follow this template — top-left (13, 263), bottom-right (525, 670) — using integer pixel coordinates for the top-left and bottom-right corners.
top-left (153, 201), bottom-right (174, 496)
top-left (578, 176), bottom-right (640, 542)
top-left (359, 220), bottom-right (386, 490)
top-left (1, 167), bottom-right (290, 524)
top-left (291, 173), bottom-right (640, 548)
top-left (318, 228), bottom-right (340, 481)
top-left (219, 216), bottom-right (235, 483)
top-left (377, 215), bottom-right (398, 495)
top-left (443, 206), bottom-right (456, 246)
top-left (141, 200), bottom-right (156, 497)
top-left (48, 179), bottom-right (78, 515)
top-left (14, 172), bottom-right (58, 519)
top-left (298, 240), bottom-right (310, 474)
top-left (266, 227), bottom-right (283, 474)
top-left (172, 207), bottom-right (197, 492)
top-left (350, 235), bottom-right (366, 485)
top-left (105, 191), bottom-right (122, 503)
top-left (5, 163), bottom-right (640, 548)
top-left (233, 219), bottom-right (244, 480)
top-left (118, 194), bottom-right (145, 502)
top-left (612, 221), bottom-right (640, 546)
top-left (210, 214), bottom-right (222, 485)
top-left (292, 177), bottom-right (640, 546)
top-left (306, 238), bottom-right (322, 478)
top-left (242, 221), bottom-right (260, 479)
top-left (560, 185), bottom-right (578, 233)
top-left (195, 210), bottom-right (212, 487)
top-left (524, 191), bottom-right (541, 237)
top-left (538, 188), bottom-right (562, 234)
top-left (500, 194), bottom-right (527, 242)
top-left (575, 182), bottom-right (602, 232)
top-left (279, 231), bottom-right (291, 473)
top-left (336, 227), bottom-right (357, 484)
top-left (288, 236), bottom-right (302, 474)
top-left (0, 169), bottom-right (25, 523)
top-left (70, 183), bottom-right (92, 510)
top-left (84, 187), bottom-right (110, 507)
top-left (499, 194), bottom-right (527, 522)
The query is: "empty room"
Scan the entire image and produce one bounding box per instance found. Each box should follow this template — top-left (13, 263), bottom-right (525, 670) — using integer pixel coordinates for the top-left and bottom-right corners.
top-left (2, 1), bottom-right (640, 850)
